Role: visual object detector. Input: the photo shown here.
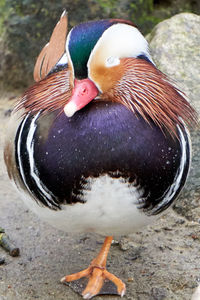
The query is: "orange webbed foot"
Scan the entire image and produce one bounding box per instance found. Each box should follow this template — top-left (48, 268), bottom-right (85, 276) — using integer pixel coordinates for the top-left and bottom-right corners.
top-left (61, 236), bottom-right (126, 299)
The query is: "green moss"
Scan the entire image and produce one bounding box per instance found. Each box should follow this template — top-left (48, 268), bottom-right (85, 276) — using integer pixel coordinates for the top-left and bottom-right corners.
top-left (0, 0), bottom-right (9, 35)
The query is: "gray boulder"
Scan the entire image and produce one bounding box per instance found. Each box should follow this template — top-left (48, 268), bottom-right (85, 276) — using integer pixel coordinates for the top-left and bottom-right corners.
top-left (147, 13), bottom-right (200, 221)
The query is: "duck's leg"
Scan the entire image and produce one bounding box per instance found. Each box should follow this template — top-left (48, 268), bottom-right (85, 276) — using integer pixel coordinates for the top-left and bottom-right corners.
top-left (61, 236), bottom-right (126, 299)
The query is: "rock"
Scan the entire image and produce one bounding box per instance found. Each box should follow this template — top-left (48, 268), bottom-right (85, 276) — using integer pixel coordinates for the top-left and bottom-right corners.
top-left (147, 13), bottom-right (200, 112)
top-left (147, 13), bottom-right (200, 222)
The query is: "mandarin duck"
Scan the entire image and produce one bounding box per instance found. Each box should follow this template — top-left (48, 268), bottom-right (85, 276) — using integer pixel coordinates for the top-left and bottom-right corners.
top-left (4, 11), bottom-right (197, 299)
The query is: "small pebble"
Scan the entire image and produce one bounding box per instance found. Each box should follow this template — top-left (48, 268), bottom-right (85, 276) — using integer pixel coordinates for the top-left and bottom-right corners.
top-left (0, 257), bottom-right (5, 265)
top-left (151, 287), bottom-right (168, 300)
top-left (4, 109), bottom-right (12, 117)
top-left (176, 219), bottom-right (185, 225)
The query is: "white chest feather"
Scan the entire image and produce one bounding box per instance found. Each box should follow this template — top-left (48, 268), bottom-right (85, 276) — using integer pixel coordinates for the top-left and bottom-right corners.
top-left (18, 175), bottom-right (154, 236)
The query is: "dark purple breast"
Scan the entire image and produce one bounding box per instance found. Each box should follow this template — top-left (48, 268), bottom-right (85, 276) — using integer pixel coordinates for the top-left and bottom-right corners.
top-left (15, 101), bottom-right (190, 214)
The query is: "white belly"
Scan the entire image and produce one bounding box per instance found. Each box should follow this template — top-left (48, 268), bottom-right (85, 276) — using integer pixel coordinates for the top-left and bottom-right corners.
top-left (18, 175), bottom-right (155, 236)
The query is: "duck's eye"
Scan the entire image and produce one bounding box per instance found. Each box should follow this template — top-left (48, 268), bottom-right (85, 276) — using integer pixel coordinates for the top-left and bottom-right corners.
top-left (106, 56), bottom-right (120, 67)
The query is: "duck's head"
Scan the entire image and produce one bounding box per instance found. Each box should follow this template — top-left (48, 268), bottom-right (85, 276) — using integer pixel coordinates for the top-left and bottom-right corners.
top-left (20, 11), bottom-right (196, 136)
top-left (64, 15), bottom-right (154, 118)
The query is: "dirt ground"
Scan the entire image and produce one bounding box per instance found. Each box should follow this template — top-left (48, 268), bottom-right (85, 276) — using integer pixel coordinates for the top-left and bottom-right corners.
top-left (0, 92), bottom-right (199, 300)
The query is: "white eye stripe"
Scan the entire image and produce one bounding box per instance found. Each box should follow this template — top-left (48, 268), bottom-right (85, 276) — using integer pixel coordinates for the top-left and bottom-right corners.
top-left (88, 23), bottom-right (153, 73)
top-left (106, 56), bottom-right (120, 67)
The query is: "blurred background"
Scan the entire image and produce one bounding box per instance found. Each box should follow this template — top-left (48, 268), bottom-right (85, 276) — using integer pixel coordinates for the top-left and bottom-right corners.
top-left (0, 0), bottom-right (199, 91)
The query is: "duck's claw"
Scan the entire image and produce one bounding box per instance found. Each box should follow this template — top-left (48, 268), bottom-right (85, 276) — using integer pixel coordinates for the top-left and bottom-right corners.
top-left (61, 265), bottom-right (126, 299)
top-left (61, 236), bottom-right (126, 299)
top-left (82, 267), bottom-right (104, 299)
top-left (103, 269), bottom-right (126, 297)
top-left (61, 266), bottom-right (91, 283)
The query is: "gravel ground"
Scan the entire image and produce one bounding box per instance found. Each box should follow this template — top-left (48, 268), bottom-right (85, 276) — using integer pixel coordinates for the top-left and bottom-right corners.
top-left (0, 92), bottom-right (199, 300)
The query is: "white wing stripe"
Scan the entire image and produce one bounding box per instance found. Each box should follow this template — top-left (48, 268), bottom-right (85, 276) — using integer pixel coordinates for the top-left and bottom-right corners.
top-left (26, 112), bottom-right (58, 208)
top-left (151, 125), bottom-right (189, 213)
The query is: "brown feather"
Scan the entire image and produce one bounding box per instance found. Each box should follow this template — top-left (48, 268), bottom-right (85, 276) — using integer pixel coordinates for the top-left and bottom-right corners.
top-left (4, 110), bottom-right (27, 189)
top-left (17, 57), bottom-right (197, 139)
top-left (102, 58), bottom-right (198, 137)
top-left (33, 11), bottom-right (68, 82)
top-left (4, 142), bottom-right (13, 180)
top-left (16, 69), bottom-right (72, 115)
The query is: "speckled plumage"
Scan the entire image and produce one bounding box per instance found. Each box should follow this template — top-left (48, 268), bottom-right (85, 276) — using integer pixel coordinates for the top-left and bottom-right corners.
top-left (15, 101), bottom-right (190, 219)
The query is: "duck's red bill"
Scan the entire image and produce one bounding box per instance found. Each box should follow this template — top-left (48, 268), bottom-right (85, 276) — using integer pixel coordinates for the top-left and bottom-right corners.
top-left (64, 78), bottom-right (99, 117)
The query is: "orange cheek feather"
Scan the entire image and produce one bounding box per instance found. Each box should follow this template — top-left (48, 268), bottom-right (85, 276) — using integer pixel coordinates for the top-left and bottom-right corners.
top-left (90, 64), bottom-right (124, 94)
